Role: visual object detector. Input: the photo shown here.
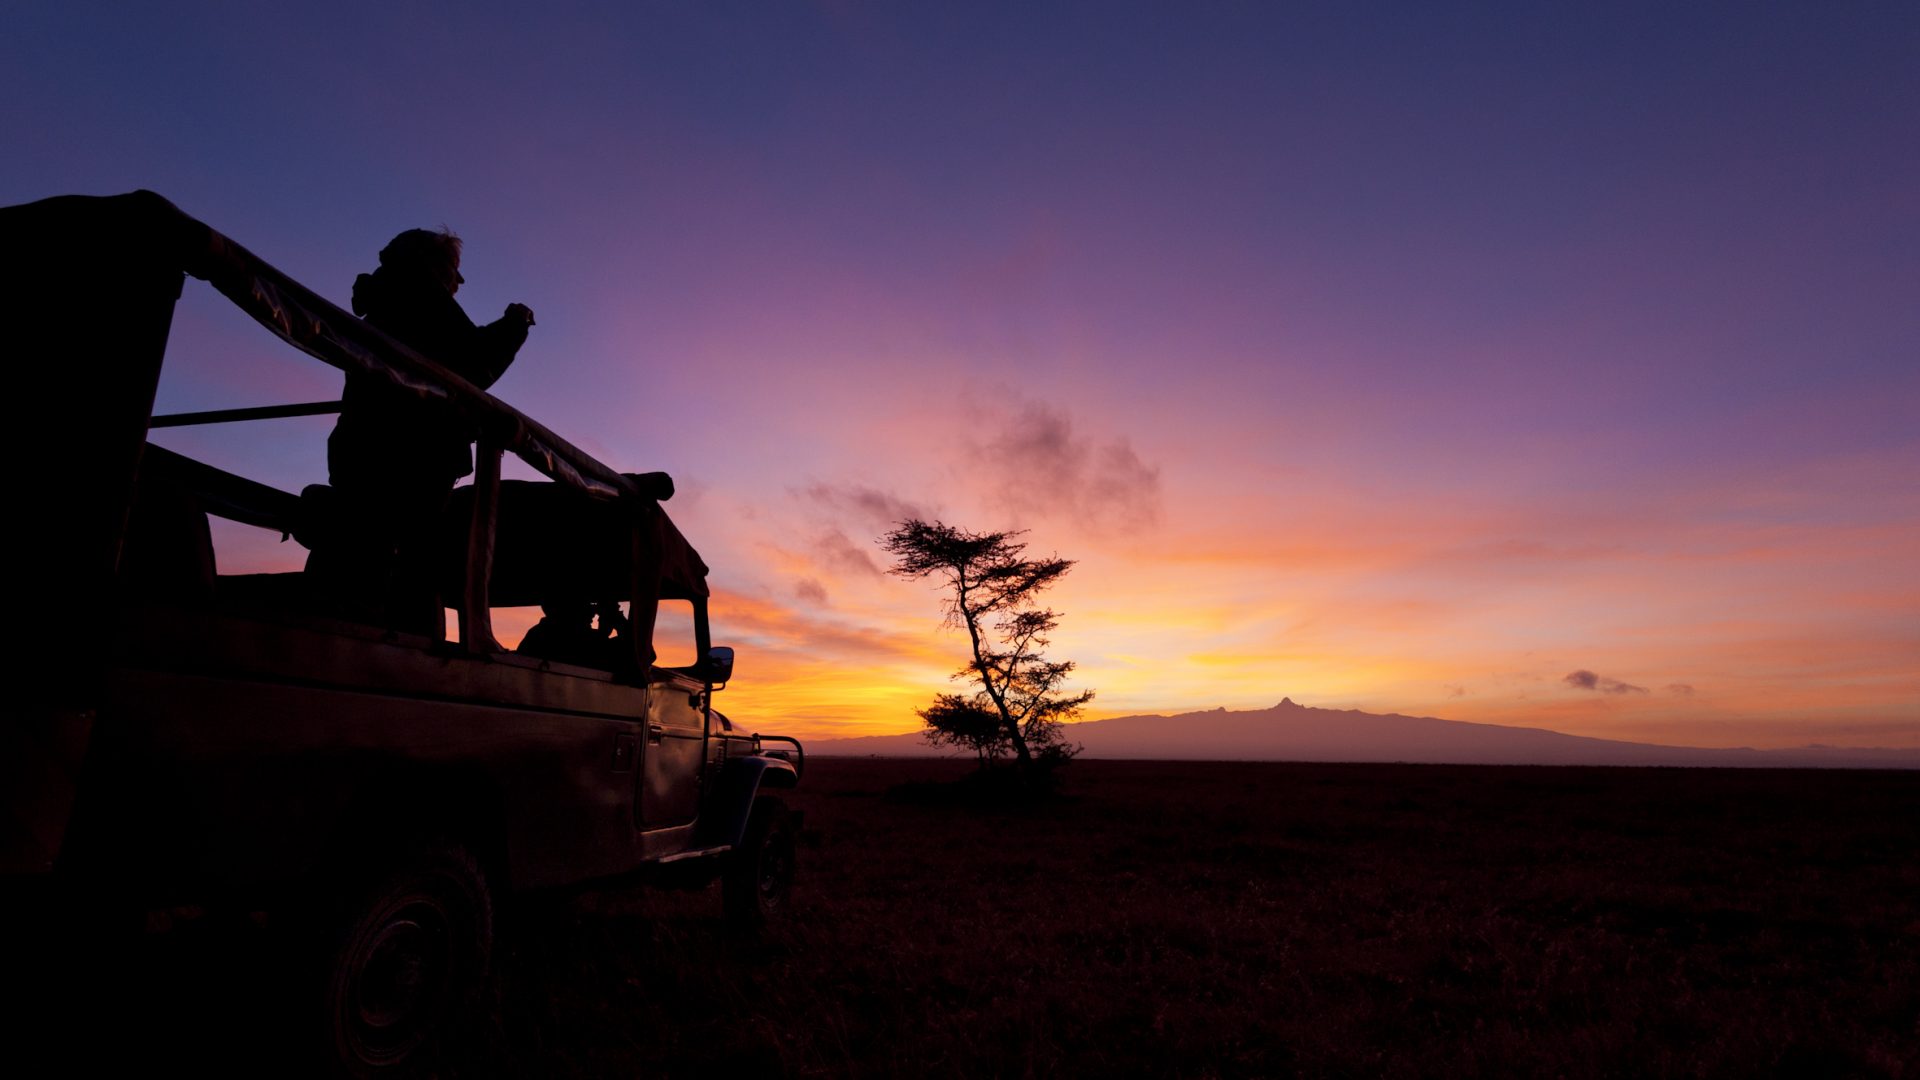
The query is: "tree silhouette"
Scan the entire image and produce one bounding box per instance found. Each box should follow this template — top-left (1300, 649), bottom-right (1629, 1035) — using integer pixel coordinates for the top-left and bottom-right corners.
top-left (916, 693), bottom-right (1007, 766)
top-left (881, 519), bottom-right (1092, 772)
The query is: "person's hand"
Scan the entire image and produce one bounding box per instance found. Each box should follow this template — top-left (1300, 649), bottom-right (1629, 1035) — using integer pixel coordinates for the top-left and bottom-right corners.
top-left (595, 603), bottom-right (628, 637)
top-left (505, 302), bottom-right (535, 327)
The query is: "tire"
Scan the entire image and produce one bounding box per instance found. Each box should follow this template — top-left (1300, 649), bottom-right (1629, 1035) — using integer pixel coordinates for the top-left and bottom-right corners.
top-left (723, 796), bottom-right (796, 929)
top-left (321, 841), bottom-right (493, 1078)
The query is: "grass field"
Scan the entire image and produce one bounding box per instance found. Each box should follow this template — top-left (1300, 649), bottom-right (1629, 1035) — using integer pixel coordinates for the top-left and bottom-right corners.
top-left (26, 758), bottom-right (1920, 1076)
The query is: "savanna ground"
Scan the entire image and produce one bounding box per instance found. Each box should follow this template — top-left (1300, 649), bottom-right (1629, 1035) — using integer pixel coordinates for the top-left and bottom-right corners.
top-left (18, 759), bottom-right (1920, 1077)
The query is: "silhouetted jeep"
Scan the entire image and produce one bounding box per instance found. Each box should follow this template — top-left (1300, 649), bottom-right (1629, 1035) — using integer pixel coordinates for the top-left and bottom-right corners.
top-left (0, 191), bottom-right (803, 1074)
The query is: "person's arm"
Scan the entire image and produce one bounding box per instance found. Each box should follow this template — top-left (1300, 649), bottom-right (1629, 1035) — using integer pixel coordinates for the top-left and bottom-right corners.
top-left (465, 303), bottom-right (533, 390)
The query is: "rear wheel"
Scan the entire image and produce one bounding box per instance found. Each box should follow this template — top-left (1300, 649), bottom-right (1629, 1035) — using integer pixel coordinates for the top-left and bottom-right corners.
top-left (724, 796), bottom-right (796, 928)
top-left (322, 841), bottom-right (493, 1078)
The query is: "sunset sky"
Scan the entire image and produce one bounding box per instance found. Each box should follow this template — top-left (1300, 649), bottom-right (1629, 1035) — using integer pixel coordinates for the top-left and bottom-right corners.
top-left (6, 3), bottom-right (1915, 749)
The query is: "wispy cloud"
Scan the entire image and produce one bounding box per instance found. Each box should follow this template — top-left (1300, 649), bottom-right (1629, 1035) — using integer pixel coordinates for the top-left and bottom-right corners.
top-left (973, 400), bottom-right (1162, 535)
top-left (812, 526), bottom-right (884, 578)
top-left (786, 484), bottom-right (933, 586)
top-left (799, 483), bottom-right (931, 533)
top-left (704, 586), bottom-right (960, 738)
top-left (710, 587), bottom-right (942, 666)
top-left (1563, 669), bottom-right (1650, 695)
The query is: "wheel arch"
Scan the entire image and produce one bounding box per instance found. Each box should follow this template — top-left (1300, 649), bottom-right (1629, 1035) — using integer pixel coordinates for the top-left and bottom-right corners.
top-left (700, 755), bottom-right (799, 850)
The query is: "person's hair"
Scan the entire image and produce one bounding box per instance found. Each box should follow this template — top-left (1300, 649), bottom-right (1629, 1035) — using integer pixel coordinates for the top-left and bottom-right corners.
top-left (378, 227), bottom-right (461, 271)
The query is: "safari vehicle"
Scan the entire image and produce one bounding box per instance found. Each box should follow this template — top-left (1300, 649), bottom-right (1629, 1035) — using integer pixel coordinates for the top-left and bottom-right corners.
top-left (0, 191), bottom-right (803, 1072)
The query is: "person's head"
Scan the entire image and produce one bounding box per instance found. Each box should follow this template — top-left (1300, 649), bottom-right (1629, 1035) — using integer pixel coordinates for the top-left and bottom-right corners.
top-left (378, 227), bottom-right (464, 294)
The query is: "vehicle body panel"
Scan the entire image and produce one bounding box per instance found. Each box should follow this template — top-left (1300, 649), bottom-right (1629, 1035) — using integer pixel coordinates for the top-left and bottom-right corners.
top-left (642, 672), bottom-right (708, 829)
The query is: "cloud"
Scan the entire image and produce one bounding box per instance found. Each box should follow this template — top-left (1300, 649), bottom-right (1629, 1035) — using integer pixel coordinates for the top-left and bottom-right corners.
top-left (812, 527), bottom-right (884, 577)
top-left (799, 483), bottom-right (931, 533)
top-left (976, 401), bottom-right (1162, 534)
top-left (794, 578), bottom-right (828, 605)
top-left (1666, 683), bottom-right (1696, 696)
top-left (778, 486), bottom-right (928, 584)
top-left (708, 587), bottom-right (946, 668)
top-left (1563, 669), bottom-right (1649, 695)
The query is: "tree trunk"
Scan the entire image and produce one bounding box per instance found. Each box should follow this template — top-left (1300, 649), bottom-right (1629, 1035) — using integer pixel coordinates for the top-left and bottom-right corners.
top-left (957, 581), bottom-right (1032, 771)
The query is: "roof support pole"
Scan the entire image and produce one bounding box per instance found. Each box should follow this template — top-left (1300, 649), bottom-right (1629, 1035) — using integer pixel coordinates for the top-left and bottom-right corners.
top-left (463, 441), bottom-right (503, 654)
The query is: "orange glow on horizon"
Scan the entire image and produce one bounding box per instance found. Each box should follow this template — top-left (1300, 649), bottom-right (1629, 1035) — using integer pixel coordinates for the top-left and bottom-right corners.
top-left (184, 378), bottom-right (1918, 754)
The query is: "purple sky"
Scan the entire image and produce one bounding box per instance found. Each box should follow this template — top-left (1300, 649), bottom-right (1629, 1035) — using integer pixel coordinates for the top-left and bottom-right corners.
top-left (5, 3), bottom-right (1916, 746)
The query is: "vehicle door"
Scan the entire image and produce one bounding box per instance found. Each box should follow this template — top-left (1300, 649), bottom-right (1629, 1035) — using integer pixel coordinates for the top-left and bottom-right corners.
top-left (638, 599), bottom-right (706, 828)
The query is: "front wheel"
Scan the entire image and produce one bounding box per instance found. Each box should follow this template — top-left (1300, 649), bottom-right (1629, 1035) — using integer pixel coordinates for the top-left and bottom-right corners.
top-left (723, 796), bottom-right (796, 929)
top-left (321, 841), bottom-right (493, 1078)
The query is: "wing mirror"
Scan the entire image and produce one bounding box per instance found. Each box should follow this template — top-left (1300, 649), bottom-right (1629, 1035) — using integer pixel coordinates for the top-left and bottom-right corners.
top-left (705, 646), bottom-right (735, 689)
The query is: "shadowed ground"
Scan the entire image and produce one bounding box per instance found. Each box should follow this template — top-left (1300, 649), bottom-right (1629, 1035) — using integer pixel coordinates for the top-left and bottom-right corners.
top-left (15, 759), bottom-right (1918, 1077)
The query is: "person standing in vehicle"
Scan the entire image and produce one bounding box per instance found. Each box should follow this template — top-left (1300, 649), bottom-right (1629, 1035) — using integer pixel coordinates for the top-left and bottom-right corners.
top-left (516, 597), bottom-right (628, 670)
top-left (311, 227), bottom-right (536, 631)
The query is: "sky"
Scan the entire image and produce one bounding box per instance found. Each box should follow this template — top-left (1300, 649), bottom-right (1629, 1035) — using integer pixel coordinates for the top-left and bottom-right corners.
top-left (5, 2), bottom-right (1915, 749)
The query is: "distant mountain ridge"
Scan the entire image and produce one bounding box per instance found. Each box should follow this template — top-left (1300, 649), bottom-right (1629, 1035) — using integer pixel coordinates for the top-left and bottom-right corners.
top-left (808, 698), bottom-right (1920, 769)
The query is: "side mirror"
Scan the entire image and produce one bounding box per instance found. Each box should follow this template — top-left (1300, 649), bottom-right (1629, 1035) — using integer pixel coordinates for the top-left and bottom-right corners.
top-left (705, 645), bottom-right (735, 688)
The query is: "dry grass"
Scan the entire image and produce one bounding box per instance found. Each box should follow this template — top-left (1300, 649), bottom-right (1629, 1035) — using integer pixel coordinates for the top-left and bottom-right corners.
top-left (19, 759), bottom-right (1920, 1077)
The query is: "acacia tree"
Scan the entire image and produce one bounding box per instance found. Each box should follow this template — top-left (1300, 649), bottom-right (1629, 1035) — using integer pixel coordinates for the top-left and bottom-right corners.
top-left (916, 694), bottom-right (1007, 766)
top-left (881, 519), bottom-right (1093, 772)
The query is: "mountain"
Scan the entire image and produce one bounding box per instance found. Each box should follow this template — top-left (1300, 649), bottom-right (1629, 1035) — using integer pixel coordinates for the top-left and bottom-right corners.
top-left (808, 699), bottom-right (1920, 769)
